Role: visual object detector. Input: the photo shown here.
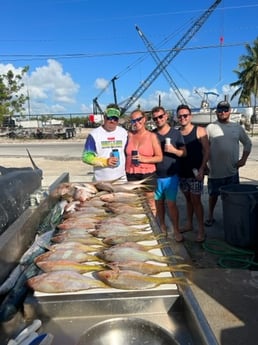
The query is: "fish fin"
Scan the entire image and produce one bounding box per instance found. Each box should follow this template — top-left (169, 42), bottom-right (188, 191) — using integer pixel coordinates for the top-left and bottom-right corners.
top-left (26, 148), bottom-right (39, 170)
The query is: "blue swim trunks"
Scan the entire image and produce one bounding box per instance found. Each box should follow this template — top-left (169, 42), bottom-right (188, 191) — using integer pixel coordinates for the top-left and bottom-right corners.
top-left (154, 175), bottom-right (179, 201)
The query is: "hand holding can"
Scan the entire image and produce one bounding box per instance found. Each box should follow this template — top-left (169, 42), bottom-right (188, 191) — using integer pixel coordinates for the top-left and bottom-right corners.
top-left (131, 150), bottom-right (139, 166)
top-left (111, 149), bottom-right (120, 167)
top-left (164, 137), bottom-right (170, 152)
top-left (192, 168), bottom-right (199, 177)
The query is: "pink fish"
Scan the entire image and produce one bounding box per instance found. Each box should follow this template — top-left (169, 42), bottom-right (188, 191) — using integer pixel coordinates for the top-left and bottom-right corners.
top-left (27, 271), bottom-right (107, 293)
top-left (35, 249), bottom-right (100, 263)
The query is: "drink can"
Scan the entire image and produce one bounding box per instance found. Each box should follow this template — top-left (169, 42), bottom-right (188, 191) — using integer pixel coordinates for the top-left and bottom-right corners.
top-left (192, 168), bottom-right (199, 177)
top-left (131, 150), bottom-right (139, 166)
top-left (165, 137), bottom-right (170, 145)
top-left (112, 149), bottom-right (120, 166)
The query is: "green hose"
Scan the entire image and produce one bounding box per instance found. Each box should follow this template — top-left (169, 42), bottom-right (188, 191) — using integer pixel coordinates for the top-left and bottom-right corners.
top-left (202, 239), bottom-right (258, 269)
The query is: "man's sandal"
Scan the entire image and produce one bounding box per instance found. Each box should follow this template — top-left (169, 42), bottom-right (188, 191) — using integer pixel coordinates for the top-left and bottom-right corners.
top-left (204, 219), bottom-right (215, 227)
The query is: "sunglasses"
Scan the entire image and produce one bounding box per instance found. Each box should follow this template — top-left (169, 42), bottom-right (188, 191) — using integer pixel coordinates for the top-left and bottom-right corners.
top-left (177, 114), bottom-right (189, 119)
top-left (152, 113), bottom-right (165, 122)
top-left (131, 116), bottom-right (143, 124)
top-left (217, 107), bottom-right (229, 113)
top-left (106, 116), bottom-right (119, 122)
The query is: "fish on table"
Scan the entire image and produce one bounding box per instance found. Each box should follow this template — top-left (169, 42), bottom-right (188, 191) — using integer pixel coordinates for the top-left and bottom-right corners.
top-left (96, 246), bottom-right (182, 263)
top-left (95, 214), bottom-right (149, 227)
top-left (63, 206), bottom-right (108, 217)
top-left (96, 270), bottom-right (186, 290)
top-left (34, 248), bottom-right (101, 263)
top-left (94, 177), bottom-right (152, 193)
top-left (111, 241), bottom-right (168, 252)
top-left (51, 233), bottom-right (105, 246)
top-left (104, 203), bottom-right (145, 215)
top-left (107, 261), bottom-right (191, 275)
top-left (48, 241), bottom-right (105, 253)
top-left (99, 192), bottom-right (145, 203)
top-left (102, 233), bottom-right (158, 245)
top-left (27, 271), bottom-right (107, 293)
top-left (51, 182), bottom-right (98, 201)
top-left (36, 260), bottom-right (104, 274)
top-left (89, 226), bottom-right (149, 238)
top-left (57, 217), bottom-right (101, 230)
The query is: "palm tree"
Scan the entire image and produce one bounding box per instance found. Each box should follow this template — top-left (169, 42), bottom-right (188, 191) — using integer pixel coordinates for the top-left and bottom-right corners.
top-left (230, 38), bottom-right (258, 123)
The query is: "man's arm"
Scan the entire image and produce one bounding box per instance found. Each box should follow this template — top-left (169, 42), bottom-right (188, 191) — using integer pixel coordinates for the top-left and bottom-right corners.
top-left (82, 134), bottom-right (109, 167)
top-left (197, 126), bottom-right (210, 173)
top-left (237, 127), bottom-right (252, 167)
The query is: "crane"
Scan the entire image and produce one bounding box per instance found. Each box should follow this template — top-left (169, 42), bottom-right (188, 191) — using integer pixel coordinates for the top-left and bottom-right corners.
top-left (135, 25), bottom-right (188, 105)
top-left (120, 0), bottom-right (222, 114)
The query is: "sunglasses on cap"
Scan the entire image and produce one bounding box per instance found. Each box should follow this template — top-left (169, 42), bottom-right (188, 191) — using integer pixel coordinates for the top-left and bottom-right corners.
top-left (131, 116), bottom-right (143, 124)
top-left (106, 116), bottom-right (119, 122)
top-left (177, 113), bottom-right (190, 119)
top-left (217, 107), bottom-right (230, 113)
top-left (152, 113), bottom-right (165, 121)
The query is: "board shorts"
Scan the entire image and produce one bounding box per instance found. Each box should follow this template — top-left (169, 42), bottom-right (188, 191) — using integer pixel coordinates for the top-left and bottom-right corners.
top-left (154, 175), bottom-right (179, 202)
top-left (179, 177), bottom-right (204, 195)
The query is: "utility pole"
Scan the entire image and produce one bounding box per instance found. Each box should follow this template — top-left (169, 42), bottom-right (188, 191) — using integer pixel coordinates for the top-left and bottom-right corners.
top-left (27, 87), bottom-right (31, 119)
top-left (111, 77), bottom-right (118, 105)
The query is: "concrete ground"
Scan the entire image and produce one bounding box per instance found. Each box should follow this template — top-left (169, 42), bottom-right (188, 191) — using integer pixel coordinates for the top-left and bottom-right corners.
top-left (1, 132), bottom-right (258, 345)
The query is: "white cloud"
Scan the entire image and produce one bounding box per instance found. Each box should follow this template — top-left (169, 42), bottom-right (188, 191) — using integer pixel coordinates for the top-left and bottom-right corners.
top-left (0, 60), bottom-right (241, 116)
top-left (94, 78), bottom-right (109, 90)
top-left (27, 60), bottom-right (79, 113)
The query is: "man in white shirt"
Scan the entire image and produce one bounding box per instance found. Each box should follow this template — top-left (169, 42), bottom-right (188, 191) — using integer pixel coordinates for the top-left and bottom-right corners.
top-left (82, 104), bottom-right (128, 181)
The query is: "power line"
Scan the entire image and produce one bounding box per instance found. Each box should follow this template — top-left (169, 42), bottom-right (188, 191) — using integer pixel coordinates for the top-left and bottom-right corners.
top-left (0, 41), bottom-right (250, 62)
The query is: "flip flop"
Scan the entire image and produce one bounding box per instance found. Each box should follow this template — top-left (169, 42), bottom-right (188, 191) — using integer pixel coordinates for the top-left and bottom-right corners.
top-left (179, 227), bottom-right (193, 233)
top-left (204, 219), bottom-right (215, 227)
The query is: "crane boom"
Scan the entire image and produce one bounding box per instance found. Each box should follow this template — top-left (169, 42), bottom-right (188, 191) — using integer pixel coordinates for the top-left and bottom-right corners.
top-left (135, 25), bottom-right (188, 105)
top-left (92, 76), bottom-right (118, 114)
top-left (120, 0), bottom-right (221, 114)
top-left (93, 97), bottom-right (104, 114)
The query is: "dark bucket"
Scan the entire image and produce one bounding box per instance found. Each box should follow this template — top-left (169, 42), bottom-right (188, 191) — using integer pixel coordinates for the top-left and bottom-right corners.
top-left (220, 184), bottom-right (258, 249)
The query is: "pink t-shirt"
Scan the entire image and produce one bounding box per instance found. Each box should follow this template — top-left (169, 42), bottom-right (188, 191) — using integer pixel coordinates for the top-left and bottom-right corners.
top-left (125, 131), bottom-right (156, 174)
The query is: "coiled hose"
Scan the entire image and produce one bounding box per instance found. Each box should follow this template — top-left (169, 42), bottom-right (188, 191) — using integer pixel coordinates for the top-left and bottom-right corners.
top-left (202, 239), bottom-right (258, 269)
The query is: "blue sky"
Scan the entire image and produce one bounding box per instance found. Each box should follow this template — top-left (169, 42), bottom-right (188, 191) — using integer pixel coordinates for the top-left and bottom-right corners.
top-left (1, 0), bottom-right (258, 115)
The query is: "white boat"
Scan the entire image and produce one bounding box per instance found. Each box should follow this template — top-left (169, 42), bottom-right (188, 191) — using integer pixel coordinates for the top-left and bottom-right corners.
top-left (191, 96), bottom-right (243, 126)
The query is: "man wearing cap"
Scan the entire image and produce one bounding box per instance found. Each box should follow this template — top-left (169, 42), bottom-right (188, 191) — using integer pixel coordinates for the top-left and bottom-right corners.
top-left (205, 100), bottom-right (252, 226)
top-left (82, 103), bottom-right (128, 181)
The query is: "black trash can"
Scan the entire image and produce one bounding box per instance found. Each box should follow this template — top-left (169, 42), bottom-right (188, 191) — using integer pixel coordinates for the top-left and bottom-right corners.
top-left (220, 184), bottom-right (258, 249)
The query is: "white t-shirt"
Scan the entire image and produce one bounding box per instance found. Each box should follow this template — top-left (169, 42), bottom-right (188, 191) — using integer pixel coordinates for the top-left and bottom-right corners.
top-left (90, 125), bottom-right (128, 181)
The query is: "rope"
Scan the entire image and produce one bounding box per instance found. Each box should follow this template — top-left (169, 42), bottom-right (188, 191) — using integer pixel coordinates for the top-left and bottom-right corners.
top-left (202, 239), bottom-right (258, 269)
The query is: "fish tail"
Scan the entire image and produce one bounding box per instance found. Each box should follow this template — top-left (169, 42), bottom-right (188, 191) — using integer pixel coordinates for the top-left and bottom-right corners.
top-left (166, 264), bottom-right (192, 272)
top-left (154, 276), bottom-right (188, 286)
top-left (26, 148), bottom-right (40, 170)
top-left (160, 255), bottom-right (184, 263)
top-left (81, 264), bottom-right (105, 273)
top-left (88, 254), bottom-right (105, 262)
top-left (156, 233), bottom-right (167, 240)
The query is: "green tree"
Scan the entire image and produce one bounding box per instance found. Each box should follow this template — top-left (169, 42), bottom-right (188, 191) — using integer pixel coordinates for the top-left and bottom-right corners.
top-left (230, 38), bottom-right (258, 117)
top-left (0, 66), bottom-right (29, 124)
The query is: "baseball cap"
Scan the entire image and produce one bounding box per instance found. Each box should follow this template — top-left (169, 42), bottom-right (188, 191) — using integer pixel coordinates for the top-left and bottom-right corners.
top-left (105, 107), bottom-right (121, 118)
top-left (216, 101), bottom-right (230, 110)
